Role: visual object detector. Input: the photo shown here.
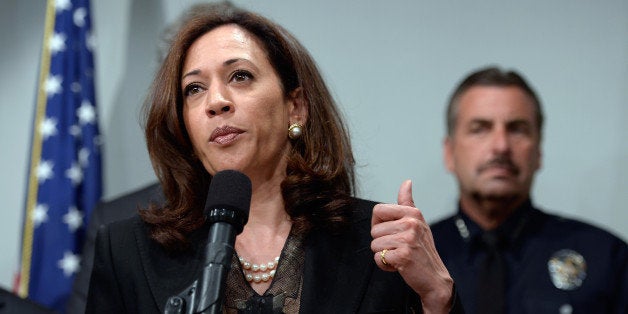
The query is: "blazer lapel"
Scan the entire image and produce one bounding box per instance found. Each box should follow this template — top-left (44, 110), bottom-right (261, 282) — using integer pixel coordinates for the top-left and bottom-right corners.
top-left (135, 220), bottom-right (206, 312)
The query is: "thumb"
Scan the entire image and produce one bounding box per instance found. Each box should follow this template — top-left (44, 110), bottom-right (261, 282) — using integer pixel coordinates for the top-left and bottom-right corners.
top-left (397, 179), bottom-right (415, 207)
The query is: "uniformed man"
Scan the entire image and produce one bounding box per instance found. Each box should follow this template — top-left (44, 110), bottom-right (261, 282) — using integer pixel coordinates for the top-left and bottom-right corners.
top-left (431, 66), bottom-right (628, 314)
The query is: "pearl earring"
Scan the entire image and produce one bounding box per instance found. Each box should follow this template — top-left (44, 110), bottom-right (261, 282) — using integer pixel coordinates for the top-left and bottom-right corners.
top-left (288, 123), bottom-right (303, 140)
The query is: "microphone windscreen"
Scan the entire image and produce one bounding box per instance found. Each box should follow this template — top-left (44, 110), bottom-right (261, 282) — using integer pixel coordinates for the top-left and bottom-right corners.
top-left (205, 170), bottom-right (252, 218)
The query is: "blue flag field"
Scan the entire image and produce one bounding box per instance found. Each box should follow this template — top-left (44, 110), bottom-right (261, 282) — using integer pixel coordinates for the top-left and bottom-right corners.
top-left (18, 0), bottom-right (102, 312)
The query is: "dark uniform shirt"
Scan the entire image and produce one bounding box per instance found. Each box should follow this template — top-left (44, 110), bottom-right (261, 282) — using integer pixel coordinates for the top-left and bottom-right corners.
top-left (431, 199), bottom-right (628, 314)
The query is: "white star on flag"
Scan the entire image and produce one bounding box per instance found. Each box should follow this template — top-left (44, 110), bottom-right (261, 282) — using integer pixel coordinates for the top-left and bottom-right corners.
top-left (69, 125), bottom-right (82, 137)
top-left (78, 147), bottom-right (90, 167)
top-left (63, 206), bottom-right (84, 232)
top-left (32, 204), bottom-right (49, 228)
top-left (86, 31), bottom-right (96, 51)
top-left (71, 81), bottom-right (81, 93)
top-left (49, 32), bottom-right (66, 55)
top-left (94, 135), bottom-right (104, 147)
top-left (57, 251), bottom-right (81, 277)
top-left (55, 0), bottom-right (72, 12)
top-left (77, 100), bottom-right (96, 125)
top-left (40, 117), bottom-right (58, 140)
top-left (73, 7), bottom-right (87, 27)
top-left (36, 160), bottom-right (54, 183)
top-left (44, 74), bottom-right (63, 97)
top-left (65, 162), bottom-right (83, 185)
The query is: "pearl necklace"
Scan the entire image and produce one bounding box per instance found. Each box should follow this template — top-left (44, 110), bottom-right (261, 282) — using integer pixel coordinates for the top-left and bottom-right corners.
top-left (239, 256), bottom-right (280, 283)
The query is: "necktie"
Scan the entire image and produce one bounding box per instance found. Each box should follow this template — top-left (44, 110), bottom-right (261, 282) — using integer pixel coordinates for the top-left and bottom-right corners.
top-left (477, 231), bottom-right (506, 314)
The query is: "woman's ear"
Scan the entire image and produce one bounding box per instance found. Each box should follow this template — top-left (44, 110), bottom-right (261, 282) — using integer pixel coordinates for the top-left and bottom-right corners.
top-left (288, 87), bottom-right (308, 125)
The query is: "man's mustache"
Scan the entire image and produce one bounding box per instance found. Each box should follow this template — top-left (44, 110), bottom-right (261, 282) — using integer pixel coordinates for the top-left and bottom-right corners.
top-left (478, 156), bottom-right (520, 175)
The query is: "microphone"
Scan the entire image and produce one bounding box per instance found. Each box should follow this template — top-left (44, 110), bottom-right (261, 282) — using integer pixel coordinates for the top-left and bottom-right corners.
top-left (164, 170), bottom-right (251, 314)
top-left (197, 170), bottom-right (251, 313)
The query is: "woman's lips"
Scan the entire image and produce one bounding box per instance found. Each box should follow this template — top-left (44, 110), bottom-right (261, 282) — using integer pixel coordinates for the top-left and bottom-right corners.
top-left (210, 125), bottom-right (244, 145)
top-left (213, 133), bottom-right (239, 145)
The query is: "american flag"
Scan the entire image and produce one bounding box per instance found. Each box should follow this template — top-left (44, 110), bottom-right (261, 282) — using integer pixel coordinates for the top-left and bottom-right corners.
top-left (17, 0), bottom-right (102, 312)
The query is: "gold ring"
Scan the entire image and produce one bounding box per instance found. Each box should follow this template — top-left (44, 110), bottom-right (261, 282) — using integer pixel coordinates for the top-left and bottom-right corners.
top-left (380, 249), bottom-right (389, 266)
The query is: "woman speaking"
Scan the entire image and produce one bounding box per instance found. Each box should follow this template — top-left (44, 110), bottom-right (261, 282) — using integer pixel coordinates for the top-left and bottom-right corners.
top-left (86, 3), bottom-right (459, 313)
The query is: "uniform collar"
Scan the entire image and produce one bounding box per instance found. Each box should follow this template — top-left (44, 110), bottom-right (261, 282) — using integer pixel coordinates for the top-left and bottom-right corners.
top-left (455, 199), bottom-right (535, 248)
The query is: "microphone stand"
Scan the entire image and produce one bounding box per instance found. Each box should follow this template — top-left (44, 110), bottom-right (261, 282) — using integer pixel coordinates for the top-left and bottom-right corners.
top-left (164, 207), bottom-right (245, 314)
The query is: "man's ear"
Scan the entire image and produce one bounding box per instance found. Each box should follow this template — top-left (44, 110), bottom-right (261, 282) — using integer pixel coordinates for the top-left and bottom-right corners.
top-left (288, 87), bottom-right (308, 125)
top-left (443, 136), bottom-right (455, 173)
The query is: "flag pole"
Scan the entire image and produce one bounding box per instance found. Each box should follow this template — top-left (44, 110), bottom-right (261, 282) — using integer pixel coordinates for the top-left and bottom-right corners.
top-left (18, 0), bottom-right (57, 298)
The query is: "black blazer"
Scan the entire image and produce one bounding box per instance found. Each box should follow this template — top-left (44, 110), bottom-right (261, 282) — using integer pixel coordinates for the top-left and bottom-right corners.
top-left (86, 198), bottom-right (451, 313)
top-left (0, 288), bottom-right (55, 314)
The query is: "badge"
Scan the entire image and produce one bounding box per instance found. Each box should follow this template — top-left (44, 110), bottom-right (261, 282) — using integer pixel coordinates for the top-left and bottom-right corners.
top-left (547, 249), bottom-right (587, 290)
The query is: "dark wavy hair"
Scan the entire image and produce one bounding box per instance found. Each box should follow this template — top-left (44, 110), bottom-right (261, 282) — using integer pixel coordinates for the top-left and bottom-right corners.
top-left (446, 66), bottom-right (544, 137)
top-left (140, 2), bottom-right (356, 251)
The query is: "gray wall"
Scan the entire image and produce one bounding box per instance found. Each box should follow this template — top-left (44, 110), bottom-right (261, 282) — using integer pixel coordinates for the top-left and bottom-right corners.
top-left (1, 0), bottom-right (626, 289)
